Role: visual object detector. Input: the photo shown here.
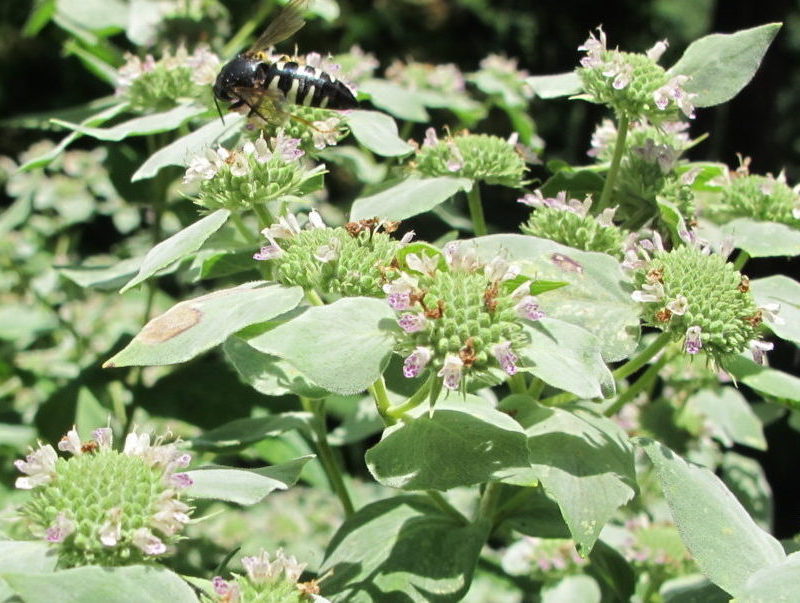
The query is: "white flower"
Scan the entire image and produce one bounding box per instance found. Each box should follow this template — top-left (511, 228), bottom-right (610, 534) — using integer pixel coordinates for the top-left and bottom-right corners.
top-left (132, 527), bottom-right (166, 556)
top-left (15, 444), bottom-right (58, 490)
top-left (57, 427), bottom-right (83, 456)
top-left (646, 39), bottom-right (669, 62)
top-left (438, 355), bottom-right (464, 390)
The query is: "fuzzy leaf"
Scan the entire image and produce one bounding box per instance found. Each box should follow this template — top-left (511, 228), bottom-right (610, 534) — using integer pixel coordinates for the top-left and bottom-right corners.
top-left (473, 234), bottom-right (640, 362)
top-left (738, 553), bottom-right (800, 602)
top-left (366, 399), bottom-right (531, 490)
top-left (0, 542), bottom-right (56, 574)
top-left (321, 495), bottom-right (486, 601)
top-left (185, 457), bottom-right (313, 504)
top-left (350, 176), bottom-right (473, 221)
top-left (58, 257), bottom-right (142, 290)
top-left (104, 282), bottom-right (303, 367)
top-left (192, 414), bottom-right (312, 450)
top-left (638, 438), bottom-right (785, 597)
top-left (504, 401), bottom-right (637, 554)
top-left (120, 209), bottom-right (230, 292)
top-left (51, 103), bottom-right (206, 141)
top-left (669, 23), bottom-right (781, 107)
top-left (2, 565), bottom-right (198, 603)
top-left (687, 387), bottom-right (767, 450)
top-left (723, 355), bottom-right (800, 408)
top-left (526, 71), bottom-right (583, 99)
top-left (751, 275), bottom-right (800, 345)
top-left (519, 318), bottom-right (616, 399)
top-left (721, 452), bottom-right (773, 532)
top-left (132, 113), bottom-right (245, 181)
top-left (358, 79), bottom-right (430, 122)
top-left (720, 218), bottom-right (800, 257)
top-left (346, 110), bottom-right (415, 157)
top-left (248, 297), bottom-right (396, 395)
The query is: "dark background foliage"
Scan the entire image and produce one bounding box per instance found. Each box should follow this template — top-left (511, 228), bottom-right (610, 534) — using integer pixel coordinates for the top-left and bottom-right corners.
top-left (1, 0), bottom-right (798, 537)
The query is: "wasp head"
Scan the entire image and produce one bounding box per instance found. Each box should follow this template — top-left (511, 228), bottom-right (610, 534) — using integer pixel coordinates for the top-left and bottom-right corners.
top-left (213, 54), bottom-right (267, 102)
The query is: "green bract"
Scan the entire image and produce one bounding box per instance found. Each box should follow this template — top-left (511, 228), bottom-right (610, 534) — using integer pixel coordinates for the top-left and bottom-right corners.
top-left (413, 129), bottom-right (526, 187)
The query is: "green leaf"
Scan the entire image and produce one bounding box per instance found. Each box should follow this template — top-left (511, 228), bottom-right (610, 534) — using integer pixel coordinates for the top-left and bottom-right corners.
top-left (105, 282), bottom-right (303, 367)
top-left (659, 574), bottom-right (730, 602)
top-left (503, 401), bottom-right (637, 554)
top-left (350, 176), bottom-right (473, 221)
top-left (18, 102), bottom-right (129, 171)
top-left (542, 575), bottom-right (601, 603)
top-left (132, 113), bottom-right (245, 181)
top-left (321, 495), bottom-right (486, 601)
top-left (55, 0), bottom-right (128, 31)
top-left (0, 304), bottom-right (58, 344)
top-left (738, 553), bottom-right (800, 602)
top-left (720, 218), bottom-right (800, 257)
top-left (539, 167), bottom-right (605, 200)
top-left (520, 318), bottom-right (616, 399)
top-left (751, 275), bottom-right (800, 345)
top-left (638, 438), bottom-right (786, 597)
top-left (669, 23), bottom-right (781, 108)
top-left (2, 565), bottom-right (198, 603)
top-left (58, 257), bottom-right (142, 291)
top-left (327, 394), bottom-right (385, 445)
top-left (185, 457), bottom-right (313, 504)
top-left (192, 414), bottom-right (311, 450)
top-left (317, 145), bottom-right (387, 184)
top-left (248, 297), bottom-right (396, 395)
top-left (498, 486), bottom-right (571, 538)
top-left (722, 355), bottom-right (800, 408)
top-left (526, 71), bottom-right (583, 99)
top-left (366, 399), bottom-right (530, 490)
top-left (721, 452), bottom-right (773, 532)
top-left (0, 542), bottom-right (56, 574)
top-left (358, 79), bottom-right (430, 122)
top-left (473, 234), bottom-right (640, 362)
top-left (346, 110), bottom-right (415, 157)
top-left (686, 387), bottom-right (766, 450)
top-left (51, 104), bottom-right (206, 142)
top-left (120, 209), bottom-right (230, 292)
top-left (223, 336), bottom-right (330, 398)
top-left (23, 0), bottom-right (56, 35)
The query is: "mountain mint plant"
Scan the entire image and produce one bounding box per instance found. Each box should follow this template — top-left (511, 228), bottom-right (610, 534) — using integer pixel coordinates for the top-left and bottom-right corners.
top-left (2, 6), bottom-right (796, 603)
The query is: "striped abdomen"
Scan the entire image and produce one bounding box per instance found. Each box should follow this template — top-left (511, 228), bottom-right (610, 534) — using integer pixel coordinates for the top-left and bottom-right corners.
top-left (264, 61), bottom-right (358, 110)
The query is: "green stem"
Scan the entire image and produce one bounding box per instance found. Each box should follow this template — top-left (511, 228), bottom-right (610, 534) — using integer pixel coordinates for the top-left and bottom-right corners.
top-left (426, 490), bottom-right (469, 525)
top-left (305, 289), bottom-right (325, 306)
top-left (612, 331), bottom-right (672, 381)
top-left (733, 250), bottom-right (750, 272)
top-left (368, 376), bottom-right (393, 423)
top-left (527, 377), bottom-right (545, 401)
top-left (475, 481), bottom-right (502, 526)
top-left (386, 372), bottom-right (435, 421)
top-left (466, 185), bottom-right (488, 237)
top-left (597, 114), bottom-right (629, 210)
top-left (301, 397), bottom-right (354, 516)
top-left (252, 203), bottom-right (274, 230)
top-left (508, 373), bottom-right (527, 395)
top-left (230, 212), bottom-right (258, 244)
top-left (604, 350), bottom-right (671, 417)
top-left (537, 391), bottom-right (575, 407)
top-left (222, 1), bottom-right (276, 57)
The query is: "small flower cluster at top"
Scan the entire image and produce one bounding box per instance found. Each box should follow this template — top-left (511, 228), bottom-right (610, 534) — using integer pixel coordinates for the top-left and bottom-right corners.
top-left (625, 230), bottom-right (782, 365)
top-left (519, 189), bottom-right (627, 258)
top-left (210, 549), bottom-right (327, 602)
top-left (16, 426), bottom-right (193, 567)
top-left (577, 27), bottom-right (697, 121)
top-left (386, 58), bottom-right (467, 96)
top-left (332, 45), bottom-right (380, 84)
top-left (411, 127), bottom-right (527, 187)
top-left (385, 241), bottom-right (545, 392)
top-left (116, 45), bottom-right (220, 111)
top-left (183, 132), bottom-right (325, 211)
top-left (502, 536), bottom-right (588, 582)
top-left (468, 53), bottom-right (535, 108)
top-left (254, 211), bottom-right (410, 298)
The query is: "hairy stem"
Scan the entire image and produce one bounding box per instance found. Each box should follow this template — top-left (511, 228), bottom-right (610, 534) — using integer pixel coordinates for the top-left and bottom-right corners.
top-left (604, 350), bottom-right (671, 417)
top-left (612, 331), bottom-right (672, 381)
top-left (386, 372), bottom-right (435, 421)
top-left (598, 114), bottom-right (629, 210)
top-left (466, 185), bottom-right (488, 237)
top-left (426, 490), bottom-right (469, 525)
top-left (368, 376), bottom-right (393, 423)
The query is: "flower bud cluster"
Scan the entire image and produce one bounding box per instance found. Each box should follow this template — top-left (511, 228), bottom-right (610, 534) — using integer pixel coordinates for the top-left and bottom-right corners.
top-left (386, 59), bottom-right (467, 96)
top-left (617, 517), bottom-right (695, 575)
top-left (626, 232), bottom-right (779, 364)
top-left (577, 28), bottom-right (696, 121)
top-left (469, 54), bottom-right (534, 108)
top-left (413, 129), bottom-right (526, 187)
top-left (332, 45), bottom-right (380, 83)
top-left (210, 549), bottom-right (324, 602)
top-left (502, 537), bottom-right (587, 582)
top-left (386, 242), bottom-right (545, 391)
top-left (16, 427), bottom-right (194, 568)
top-left (711, 160), bottom-right (800, 227)
top-left (519, 190), bottom-right (626, 258)
top-left (184, 133), bottom-right (324, 211)
top-left (116, 46), bottom-right (219, 111)
top-left (255, 212), bottom-right (407, 297)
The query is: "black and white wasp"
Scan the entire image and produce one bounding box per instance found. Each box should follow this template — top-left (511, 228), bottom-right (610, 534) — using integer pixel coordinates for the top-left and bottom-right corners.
top-left (213, 0), bottom-right (358, 123)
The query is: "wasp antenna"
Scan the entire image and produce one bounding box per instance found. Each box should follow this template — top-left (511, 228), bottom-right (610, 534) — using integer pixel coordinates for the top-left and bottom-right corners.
top-left (236, 94), bottom-right (273, 126)
top-left (213, 96), bottom-right (226, 125)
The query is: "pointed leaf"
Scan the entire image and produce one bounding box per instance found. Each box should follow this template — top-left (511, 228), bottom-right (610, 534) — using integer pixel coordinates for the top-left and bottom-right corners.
top-left (132, 113), bottom-right (245, 181)
top-left (721, 218), bottom-right (800, 258)
top-left (120, 209), bottom-right (230, 292)
top-left (503, 401), bottom-right (637, 554)
top-left (346, 110), bottom-right (415, 157)
top-left (358, 79), bottom-right (430, 122)
top-left (519, 318), bottom-right (616, 399)
top-left (638, 438), bottom-right (785, 597)
top-left (58, 257), bottom-right (142, 290)
top-left (526, 71), bottom-right (583, 99)
top-left (366, 399), bottom-right (530, 490)
top-left (192, 414), bottom-right (311, 450)
top-left (687, 387), bottom-right (766, 450)
top-left (2, 565), bottom-right (198, 603)
top-left (51, 103), bottom-right (206, 141)
top-left (105, 282), bottom-right (303, 367)
top-left (669, 23), bottom-right (781, 107)
top-left (472, 234), bottom-right (640, 362)
top-left (751, 275), bottom-right (800, 345)
top-left (721, 452), bottom-right (773, 532)
top-left (185, 457), bottom-right (313, 504)
top-left (723, 355), bottom-right (800, 408)
top-left (739, 553), bottom-right (800, 602)
top-left (248, 297), bottom-right (395, 395)
top-left (350, 176), bottom-right (473, 221)
top-left (321, 495), bottom-right (486, 601)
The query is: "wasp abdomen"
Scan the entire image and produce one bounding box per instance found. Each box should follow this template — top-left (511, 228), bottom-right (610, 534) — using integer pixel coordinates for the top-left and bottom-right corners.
top-left (265, 61), bottom-right (358, 110)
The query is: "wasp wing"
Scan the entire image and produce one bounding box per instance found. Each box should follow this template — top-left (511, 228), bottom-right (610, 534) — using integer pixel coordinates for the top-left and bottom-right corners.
top-left (248, 0), bottom-right (309, 54)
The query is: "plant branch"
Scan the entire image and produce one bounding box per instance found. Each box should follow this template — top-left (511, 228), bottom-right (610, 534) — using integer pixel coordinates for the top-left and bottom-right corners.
top-left (612, 331), bottom-right (672, 381)
top-left (466, 185), bottom-right (488, 237)
top-left (597, 114), bottom-right (629, 210)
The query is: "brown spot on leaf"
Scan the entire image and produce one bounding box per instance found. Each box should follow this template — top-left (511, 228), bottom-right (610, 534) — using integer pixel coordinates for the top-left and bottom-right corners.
top-left (138, 305), bottom-right (201, 343)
